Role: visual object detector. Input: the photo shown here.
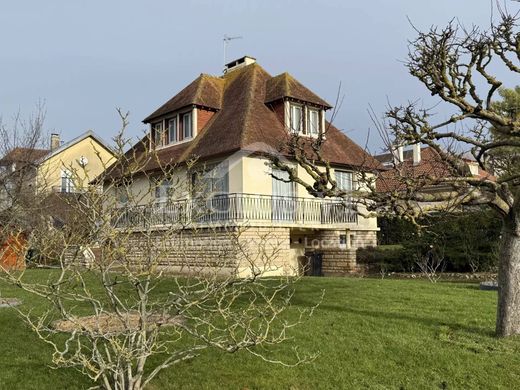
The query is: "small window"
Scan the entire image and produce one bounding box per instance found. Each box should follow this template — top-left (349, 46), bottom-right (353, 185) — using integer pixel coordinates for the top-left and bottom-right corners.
top-left (336, 171), bottom-right (353, 192)
top-left (183, 113), bottom-right (192, 139)
top-left (339, 234), bottom-right (347, 248)
top-left (153, 122), bottom-right (164, 147)
top-left (290, 104), bottom-right (302, 133)
top-left (168, 118), bottom-right (177, 144)
top-left (308, 109), bottom-right (320, 135)
top-left (60, 170), bottom-right (75, 193)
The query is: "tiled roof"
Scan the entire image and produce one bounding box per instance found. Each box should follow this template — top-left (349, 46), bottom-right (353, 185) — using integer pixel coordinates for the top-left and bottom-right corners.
top-left (143, 74), bottom-right (224, 122)
top-left (265, 72), bottom-right (332, 108)
top-left (376, 147), bottom-right (496, 192)
top-left (111, 62), bottom-right (383, 176)
top-left (0, 147), bottom-right (50, 165)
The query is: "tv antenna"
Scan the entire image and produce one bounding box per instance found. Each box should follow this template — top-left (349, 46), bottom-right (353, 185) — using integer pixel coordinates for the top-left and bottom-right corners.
top-left (223, 34), bottom-right (243, 66)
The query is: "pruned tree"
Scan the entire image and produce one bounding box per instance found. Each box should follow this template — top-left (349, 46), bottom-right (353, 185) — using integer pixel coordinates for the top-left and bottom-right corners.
top-left (0, 110), bottom-right (318, 389)
top-left (272, 5), bottom-right (520, 337)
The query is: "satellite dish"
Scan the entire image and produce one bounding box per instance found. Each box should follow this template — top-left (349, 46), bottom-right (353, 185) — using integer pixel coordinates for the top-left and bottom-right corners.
top-left (78, 156), bottom-right (88, 167)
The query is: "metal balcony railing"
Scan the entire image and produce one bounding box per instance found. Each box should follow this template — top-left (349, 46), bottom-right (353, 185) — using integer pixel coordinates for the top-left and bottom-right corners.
top-left (113, 193), bottom-right (358, 229)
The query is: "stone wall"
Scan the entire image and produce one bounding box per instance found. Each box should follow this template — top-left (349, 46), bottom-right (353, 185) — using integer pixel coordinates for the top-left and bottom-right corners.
top-left (320, 249), bottom-right (357, 276)
top-left (305, 229), bottom-right (377, 276)
top-left (123, 226), bottom-right (294, 277)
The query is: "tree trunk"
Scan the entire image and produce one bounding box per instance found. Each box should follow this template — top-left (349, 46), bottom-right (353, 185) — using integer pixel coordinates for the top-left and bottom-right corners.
top-left (496, 209), bottom-right (520, 337)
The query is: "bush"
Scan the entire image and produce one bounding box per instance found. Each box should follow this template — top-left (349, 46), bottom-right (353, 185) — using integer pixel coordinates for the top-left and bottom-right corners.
top-left (376, 209), bottom-right (501, 273)
top-left (357, 245), bottom-right (411, 273)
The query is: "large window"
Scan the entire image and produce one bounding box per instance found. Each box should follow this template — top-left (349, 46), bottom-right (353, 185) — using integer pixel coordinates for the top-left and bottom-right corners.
top-left (192, 162), bottom-right (228, 196)
top-left (154, 178), bottom-right (173, 201)
top-left (168, 118), bottom-right (178, 144)
top-left (336, 171), bottom-right (354, 192)
top-left (308, 108), bottom-right (320, 136)
top-left (183, 112), bottom-right (193, 139)
top-left (290, 104), bottom-right (302, 133)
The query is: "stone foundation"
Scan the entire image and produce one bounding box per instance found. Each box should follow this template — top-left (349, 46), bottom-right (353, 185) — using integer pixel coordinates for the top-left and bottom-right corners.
top-left (121, 226), bottom-right (294, 277)
top-left (68, 226), bottom-right (377, 278)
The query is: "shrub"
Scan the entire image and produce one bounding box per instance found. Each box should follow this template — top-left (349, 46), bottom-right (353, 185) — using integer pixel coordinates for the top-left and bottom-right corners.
top-left (376, 209), bottom-right (501, 273)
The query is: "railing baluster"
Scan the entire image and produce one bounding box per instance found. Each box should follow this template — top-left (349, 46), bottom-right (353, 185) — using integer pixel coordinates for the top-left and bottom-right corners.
top-left (113, 192), bottom-right (359, 228)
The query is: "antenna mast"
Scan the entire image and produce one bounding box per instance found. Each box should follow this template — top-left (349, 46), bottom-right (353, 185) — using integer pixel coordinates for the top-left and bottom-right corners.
top-left (223, 34), bottom-right (243, 67)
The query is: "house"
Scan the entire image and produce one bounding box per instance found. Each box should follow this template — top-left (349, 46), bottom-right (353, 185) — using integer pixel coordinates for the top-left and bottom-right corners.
top-left (0, 131), bottom-right (116, 268)
top-left (0, 131), bottom-right (116, 203)
top-left (107, 56), bottom-right (382, 277)
top-left (375, 145), bottom-right (495, 193)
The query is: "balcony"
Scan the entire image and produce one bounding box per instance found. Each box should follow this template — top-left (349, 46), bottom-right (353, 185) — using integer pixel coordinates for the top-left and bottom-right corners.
top-left (113, 193), bottom-right (358, 229)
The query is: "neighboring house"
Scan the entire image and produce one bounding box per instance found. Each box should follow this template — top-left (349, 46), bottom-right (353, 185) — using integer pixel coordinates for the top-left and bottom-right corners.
top-left (375, 145), bottom-right (495, 193)
top-left (0, 131), bottom-right (116, 269)
top-left (108, 56), bottom-right (382, 277)
top-left (0, 131), bottom-right (116, 202)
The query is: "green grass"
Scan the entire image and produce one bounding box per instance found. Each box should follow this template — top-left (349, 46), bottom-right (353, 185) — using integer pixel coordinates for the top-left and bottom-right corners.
top-left (1, 271), bottom-right (519, 389)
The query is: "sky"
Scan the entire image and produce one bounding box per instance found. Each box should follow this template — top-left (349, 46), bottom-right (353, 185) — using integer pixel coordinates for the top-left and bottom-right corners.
top-left (1, 0), bottom-right (518, 153)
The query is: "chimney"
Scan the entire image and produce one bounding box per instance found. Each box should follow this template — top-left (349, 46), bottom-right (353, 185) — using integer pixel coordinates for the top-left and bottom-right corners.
top-left (50, 133), bottom-right (61, 151)
top-left (392, 145), bottom-right (404, 165)
top-left (412, 143), bottom-right (422, 165)
top-left (224, 55), bottom-right (256, 74)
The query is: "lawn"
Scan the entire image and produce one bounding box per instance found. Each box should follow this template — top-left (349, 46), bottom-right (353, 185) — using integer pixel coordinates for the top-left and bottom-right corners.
top-left (0, 271), bottom-right (519, 389)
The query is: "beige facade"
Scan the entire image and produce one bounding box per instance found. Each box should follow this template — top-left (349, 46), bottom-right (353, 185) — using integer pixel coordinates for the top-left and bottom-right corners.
top-left (116, 153), bottom-right (379, 277)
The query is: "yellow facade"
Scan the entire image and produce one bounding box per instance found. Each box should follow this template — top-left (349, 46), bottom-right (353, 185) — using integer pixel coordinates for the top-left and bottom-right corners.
top-left (37, 134), bottom-right (115, 192)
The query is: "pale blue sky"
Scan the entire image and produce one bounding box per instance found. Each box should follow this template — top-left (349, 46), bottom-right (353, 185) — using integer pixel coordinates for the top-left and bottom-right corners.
top-left (1, 0), bottom-right (517, 152)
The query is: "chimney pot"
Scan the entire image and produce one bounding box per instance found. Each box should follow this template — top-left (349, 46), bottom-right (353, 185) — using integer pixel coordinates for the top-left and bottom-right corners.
top-left (50, 133), bottom-right (61, 151)
top-left (224, 55), bottom-right (256, 74)
top-left (412, 143), bottom-right (422, 165)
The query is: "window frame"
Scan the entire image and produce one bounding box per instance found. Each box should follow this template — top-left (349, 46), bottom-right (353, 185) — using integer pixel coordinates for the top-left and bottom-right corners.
top-left (153, 122), bottom-right (164, 147)
top-left (154, 178), bottom-right (173, 201)
top-left (335, 170), bottom-right (354, 192)
top-left (183, 112), bottom-right (193, 140)
top-left (191, 161), bottom-right (229, 197)
top-left (168, 117), bottom-right (178, 144)
top-left (60, 169), bottom-right (75, 193)
top-left (290, 104), bottom-right (303, 133)
top-left (307, 108), bottom-right (320, 136)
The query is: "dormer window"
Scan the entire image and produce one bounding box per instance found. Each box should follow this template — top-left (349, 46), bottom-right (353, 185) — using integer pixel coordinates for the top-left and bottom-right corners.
top-left (288, 102), bottom-right (322, 136)
top-left (290, 104), bottom-right (303, 133)
top-left (183, 112), bottom-right (193, 139)
top-left (152, 108), bottom-right (197, 149)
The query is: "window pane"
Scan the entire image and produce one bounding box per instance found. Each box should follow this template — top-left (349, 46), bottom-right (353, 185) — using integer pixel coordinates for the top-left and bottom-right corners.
top-left (183, 113), bottom-right (192, 139)
top-left (61, 170), bottom-right (74, 193)
top-left (155, 179), bottom-right (173, 200)
top-left (336, 171), bottom-right (353, 191)
top-left (309, 110), bottom-right (319, 135)
top-left (154, 123), bottom-right (163, 146)
top-left (168, 118), bottom-right (177, 143)
top-left (291, 105), bottom-right (302, 132)
top-left (192, 162), bottom-right (229, 196)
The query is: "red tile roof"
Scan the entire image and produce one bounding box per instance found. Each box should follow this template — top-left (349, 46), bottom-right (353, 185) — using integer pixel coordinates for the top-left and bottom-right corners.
top-left (376, 147), bottom-right (495, 192)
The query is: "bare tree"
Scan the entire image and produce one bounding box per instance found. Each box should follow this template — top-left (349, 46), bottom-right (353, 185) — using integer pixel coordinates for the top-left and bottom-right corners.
top-left (272, 6), bottom-right (520, 337)
top-left (0, 110), bottom-right (318, 390)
